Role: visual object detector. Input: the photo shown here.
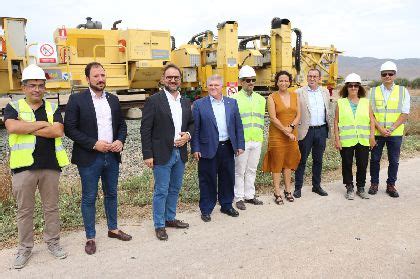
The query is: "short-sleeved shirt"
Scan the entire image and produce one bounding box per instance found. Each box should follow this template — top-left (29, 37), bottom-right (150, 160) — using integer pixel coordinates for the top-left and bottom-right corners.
top-left (4, 100), bottom-right (63, 173)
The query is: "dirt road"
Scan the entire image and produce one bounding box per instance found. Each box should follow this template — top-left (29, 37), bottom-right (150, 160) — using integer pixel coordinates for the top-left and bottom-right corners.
top-left (1, 157), bottom-right (419, 278)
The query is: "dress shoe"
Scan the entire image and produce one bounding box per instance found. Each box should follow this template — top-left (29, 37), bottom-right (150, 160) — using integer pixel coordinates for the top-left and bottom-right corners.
top-left (368, 184), bottom-right (378, 195)
top-left (220, 207), bottom-right (239, 217)
top-left (312, 187), bottom-right (328, 196)
top-left (165, 219), bottom-right (189, 229)
top-left (201, 214), bottom-right (211, 222)
top-left (386, 184), bottom-right (399, 198)
top-left (244, 197), bottom-right (263, 205)
top-left (293, 190), bottom-right (301, 198)
top-left (108, 230), bottom-right (132, 241)
top-left (236, 200), bottom-right (246, 210)
top-left (85, 240), bottom-right (96, 255)
top-left (155, 228), bottom-right (168, 241)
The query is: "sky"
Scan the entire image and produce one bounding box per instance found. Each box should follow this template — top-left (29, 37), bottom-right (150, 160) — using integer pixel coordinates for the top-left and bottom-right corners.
top-left (3, 0), bottom-right (420, 59)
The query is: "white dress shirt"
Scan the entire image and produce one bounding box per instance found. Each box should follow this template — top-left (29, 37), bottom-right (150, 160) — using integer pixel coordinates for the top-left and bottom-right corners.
top-left (210, 96), bottom-right (229, 141)
top-left (307, 86), bottom-right (326, 126)
top-left (380, 83), bottom-right (411, 114)
top-left (164, 89), bottom-right (183, 143)
top-left (90, 88), bottom-right (113, 144)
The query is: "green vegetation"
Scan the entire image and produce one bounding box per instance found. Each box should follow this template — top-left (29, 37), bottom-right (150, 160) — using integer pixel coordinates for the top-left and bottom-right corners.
top-left (369, 77), bottom-right (420, 88)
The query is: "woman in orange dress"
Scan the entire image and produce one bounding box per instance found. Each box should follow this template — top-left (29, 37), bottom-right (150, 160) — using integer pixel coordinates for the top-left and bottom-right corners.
top-left (262, 71), bottom-right (301, 204)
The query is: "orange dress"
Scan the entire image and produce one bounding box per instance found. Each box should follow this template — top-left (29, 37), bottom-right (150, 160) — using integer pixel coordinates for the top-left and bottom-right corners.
top-left (262, 92), bottom-right (301, 172)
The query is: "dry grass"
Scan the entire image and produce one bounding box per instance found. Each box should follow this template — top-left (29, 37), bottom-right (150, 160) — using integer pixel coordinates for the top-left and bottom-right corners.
top-left (0, 162), bottom-right (12, 202)
top-left (406, 104), bottom-right (420, 136)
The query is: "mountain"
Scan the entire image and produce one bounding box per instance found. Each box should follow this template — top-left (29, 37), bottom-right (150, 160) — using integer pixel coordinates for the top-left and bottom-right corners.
top-left (338, 56), bottom-right (420, 81)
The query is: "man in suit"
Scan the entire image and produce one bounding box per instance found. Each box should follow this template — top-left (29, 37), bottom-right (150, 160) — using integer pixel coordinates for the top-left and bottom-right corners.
top-left (65, 62), bottom-right (131, 255)
top-left (141, 64), bottom-right (194, 241)
top-left (294, 69), bottom-right (331, 198)
top-left (192, 74), bottom-right (245, 222)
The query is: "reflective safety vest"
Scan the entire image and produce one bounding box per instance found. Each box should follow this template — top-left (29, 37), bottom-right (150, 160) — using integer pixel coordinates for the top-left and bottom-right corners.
top-left (8, 99), bottom-right (69, 169)
top-left (369, 85), bottom-right (406, 136)
top-left (231, 90), bottom-right (266, 142)
top-left (337, 98), bottom-right (370, 147)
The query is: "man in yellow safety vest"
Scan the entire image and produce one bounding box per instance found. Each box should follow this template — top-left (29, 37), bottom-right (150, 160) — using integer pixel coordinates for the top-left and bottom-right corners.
top-left (4, 64), bottom-right (69, 269)
top-left (231, 66), bottom-right (266, 210)
top-left (368, 61), bottom-right (411, 198)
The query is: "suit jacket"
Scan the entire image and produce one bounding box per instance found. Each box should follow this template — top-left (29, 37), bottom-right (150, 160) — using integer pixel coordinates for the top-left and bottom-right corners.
top-left (64, 90), bottom-right (127, 167)
top-left (296, 86), bottom-right (331, 140)
top-left (191, 96), bottom-right (245, 159)
top-left (140, 91), bottom-right (194, 165)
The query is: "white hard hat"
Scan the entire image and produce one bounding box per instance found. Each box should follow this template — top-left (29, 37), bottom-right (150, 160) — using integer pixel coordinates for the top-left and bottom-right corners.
top-left (345, 73), bottom-right (361, 83)
top-left (22, 64), bottom-right (46, 81)
top-left (239, 65), bottom-right (256, 79)
top-left (380, 61), bottom-right (397, 72)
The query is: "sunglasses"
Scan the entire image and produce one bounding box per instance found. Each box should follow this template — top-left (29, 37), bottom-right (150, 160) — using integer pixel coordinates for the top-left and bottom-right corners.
top-left (244, 78), bottom-right (256, 83)
top-left (381, 72), bottom-right (395, 77)
top-left (347, 83), bottom-right (360, 88)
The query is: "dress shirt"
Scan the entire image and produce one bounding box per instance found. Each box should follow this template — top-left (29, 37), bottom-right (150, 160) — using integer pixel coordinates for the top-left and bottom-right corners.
top-left (307, 86), bottom-right (326, 126)
top-left (210, 96), bottom-right (229, 141)
top-left (90, 88), bottom-right (113, 144)
top-left (164, 88), bottom-right (183, 143)
top-left (380, 83), bottom-right (411, 114)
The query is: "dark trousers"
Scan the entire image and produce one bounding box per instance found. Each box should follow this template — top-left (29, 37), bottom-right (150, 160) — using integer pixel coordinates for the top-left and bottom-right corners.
top-left (295, 125), bottom-right (328, 190)
top-left (198, 141), bottom-right (235, 215)
top-left (340, 144), bottom-right (370, 188)
top-left (370, 136), bottom-right (402, 186)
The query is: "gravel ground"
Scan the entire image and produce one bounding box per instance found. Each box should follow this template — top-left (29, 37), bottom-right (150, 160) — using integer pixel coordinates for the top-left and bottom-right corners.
top-left (0, 120), bottom-right (145, 186)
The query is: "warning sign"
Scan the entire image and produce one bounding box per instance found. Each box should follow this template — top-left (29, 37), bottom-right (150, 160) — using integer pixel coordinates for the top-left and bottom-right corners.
top-left (226, 81), bottom-right (238, 96)
top-left (37, 42), bottom-right (57, 64)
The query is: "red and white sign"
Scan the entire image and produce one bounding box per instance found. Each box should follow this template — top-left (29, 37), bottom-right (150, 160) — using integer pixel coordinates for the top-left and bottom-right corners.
top-left (226, 81), bottom-right (238, 96)
top-left (58, 26), bottom-right (67, 38)
top-left (37, 42), bottom-right (57, 64)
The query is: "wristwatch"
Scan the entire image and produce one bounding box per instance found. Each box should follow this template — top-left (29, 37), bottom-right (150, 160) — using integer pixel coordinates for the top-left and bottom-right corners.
top-left (289, 124), bottom-right (295, 129)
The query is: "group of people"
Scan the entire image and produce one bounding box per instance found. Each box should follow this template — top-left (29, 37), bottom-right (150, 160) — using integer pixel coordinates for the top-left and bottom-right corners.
top-left (4, 60), bottom-right (410, 269)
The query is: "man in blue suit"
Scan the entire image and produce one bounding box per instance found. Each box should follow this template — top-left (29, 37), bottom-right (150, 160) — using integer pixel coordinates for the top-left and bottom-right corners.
top-left (192, 75), bottom-right (245, 222)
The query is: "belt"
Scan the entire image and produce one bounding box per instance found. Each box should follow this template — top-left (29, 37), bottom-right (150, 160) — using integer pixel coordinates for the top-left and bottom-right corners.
top-left (309, 124), bottom-right (327, 129)
top-left (219, 139), bottom-right (231, 144)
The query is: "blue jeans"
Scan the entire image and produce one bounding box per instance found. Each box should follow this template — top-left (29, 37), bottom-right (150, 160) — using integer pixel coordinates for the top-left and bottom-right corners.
top-left (153, 149), bottom-right (185, 229)
top-left (78, 153), bottom-right (119, 239)
top-left (370, 136), bottom-right (402, 185)
top-left (295, 125), bottom-right (327, 190)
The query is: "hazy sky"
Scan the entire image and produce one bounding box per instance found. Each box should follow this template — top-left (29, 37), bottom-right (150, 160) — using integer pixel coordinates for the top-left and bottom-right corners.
top-left (4, 0), bottom-right (419, 59)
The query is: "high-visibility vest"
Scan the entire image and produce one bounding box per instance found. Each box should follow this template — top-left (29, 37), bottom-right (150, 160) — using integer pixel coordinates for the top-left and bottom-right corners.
top-left (8, 99), bottom-right (69, 169)
top-left (231, 90), bottom-right (266, 142)
top-left (337, 98), bottom-right (370, 147)
top-left (369, 85), bottom-right (406, 136)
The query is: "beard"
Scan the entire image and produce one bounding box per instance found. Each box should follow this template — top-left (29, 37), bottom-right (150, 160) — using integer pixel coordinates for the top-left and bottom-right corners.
top-left (164, 85), bottom-right (179, 93)
top-left (90, 82), bottom-right (106, 92)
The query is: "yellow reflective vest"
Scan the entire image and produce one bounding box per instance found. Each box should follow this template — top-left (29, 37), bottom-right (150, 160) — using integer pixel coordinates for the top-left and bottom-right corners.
top-left (231, 89), bottom-right (266, 142)
top-left (8, 99), bottom-right (69, 169)
top-left (369, 85), bottom-right (406, 136)
top-left (337, 98), bottom-right (370, 147)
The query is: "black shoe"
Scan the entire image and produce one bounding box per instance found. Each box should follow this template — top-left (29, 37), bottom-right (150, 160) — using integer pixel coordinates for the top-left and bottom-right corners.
top-left (386, 184), bottom-right (399, 198)
top-left (155, 228), bottom-right (168, 241)
top-left (312, 187), bottom-right (328, 196)
top-left (201, 214), bottom-right (211, 222)
top-left (368, 184), bottom-right (378, 195)
top-left (293, 190), bottom-right (301, 198)
top-left (220, 207), bottom-right (239, 217)
top-left (244, 197), bottom-right (263, 205)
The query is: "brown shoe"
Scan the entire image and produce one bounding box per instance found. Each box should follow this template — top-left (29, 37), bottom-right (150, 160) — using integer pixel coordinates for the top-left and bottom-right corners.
top-left (108, 230), bottom-right (132, 241)
top-left (155, 228), bottom-right (168, 241)
top-left (165, 219), bottom-right (189, 229)
top-left (235, 200), bottom-right (246, 210)
top-left (386, 184), bottom-right (399, 198)
top-left (368, 184), bottom-right (378, 195)
top-left (85, 240), bottom-right (96, 255)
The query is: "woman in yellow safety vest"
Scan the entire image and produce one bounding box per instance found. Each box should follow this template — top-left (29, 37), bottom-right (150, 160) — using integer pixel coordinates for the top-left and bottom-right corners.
top-left (334, 73), bottom-right (376, 200)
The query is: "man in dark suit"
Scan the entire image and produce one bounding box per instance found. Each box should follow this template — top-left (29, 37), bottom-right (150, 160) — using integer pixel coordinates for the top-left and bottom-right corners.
top-left (64, 62), bottom-right (131, 255)
top-left (141, 64), bottom-right (194, 241)
top-left (192, 74), bottom-right (245, 222)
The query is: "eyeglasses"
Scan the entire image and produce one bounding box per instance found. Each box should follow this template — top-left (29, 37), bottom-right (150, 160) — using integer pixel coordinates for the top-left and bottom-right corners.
top-left (244, 78), bottom-right (256, 83)
top-left (381, 72), bottom-right (395, 77)
top-left (165, 76), bottom-right (181, 81)
top-left (307, 75), bottom-right (319, 79)
top-left (347, 83), bottom-right (360, 88)
top-left (25, 84), bottom-right (46, 90)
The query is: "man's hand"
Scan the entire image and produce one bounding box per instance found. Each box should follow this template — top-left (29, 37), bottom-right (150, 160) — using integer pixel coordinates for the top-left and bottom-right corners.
top-left (144, 158), bottom-right (154, 169)
top-left (369, 136), bottom-right (377, 149)
top-left (236, 149), bottom-right (244, 156)
top-left (94, 140), bottom-right (112, 153)
top-left (378, 126), bottom-right (391, 137)
top-left (174, 132), bottom-right (190, 147)
top-left (193, 152), bottom-right (201, 161)
top-left (109, 140), bottom-right (124, 152)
